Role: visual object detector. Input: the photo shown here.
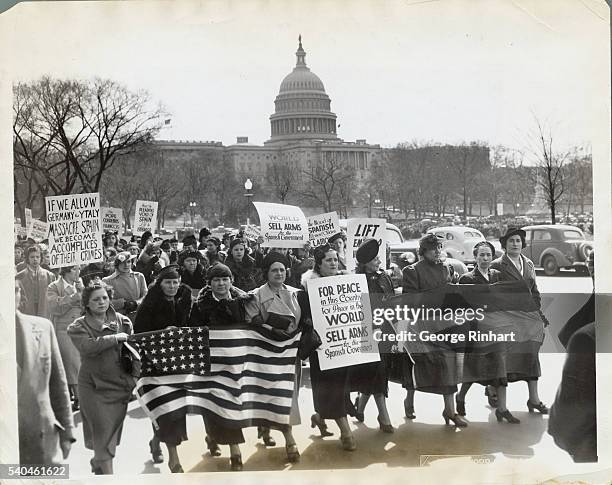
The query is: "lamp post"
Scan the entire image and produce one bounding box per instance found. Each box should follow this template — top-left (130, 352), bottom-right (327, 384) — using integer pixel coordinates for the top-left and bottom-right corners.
top-left (244, 178), bottom-right (253, 226)
top-left (189, 201), bottom-right (197, 226)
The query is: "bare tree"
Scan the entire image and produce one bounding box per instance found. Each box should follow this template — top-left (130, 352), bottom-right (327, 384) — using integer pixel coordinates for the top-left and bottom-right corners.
top-left (299, 157), bottom-right (355, 213)
top-left (526, 117), bottom-right (569, 224)
top-left (266, 159), bottom-right (296, 203)
top-left (13, 76), bottom-right (167, 200)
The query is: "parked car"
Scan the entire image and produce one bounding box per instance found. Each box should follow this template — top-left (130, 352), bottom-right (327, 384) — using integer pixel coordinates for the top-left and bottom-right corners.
top-left (425, 226), bottom-right (501, 265)
top-left (521, 224), bottom-right (593, 276)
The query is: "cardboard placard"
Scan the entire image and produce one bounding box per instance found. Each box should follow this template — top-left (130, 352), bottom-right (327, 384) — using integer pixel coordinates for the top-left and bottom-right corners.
top-left (101, 207), bottom-right (123, 236)
top-left (307, 211), bottom-right (340, 247)
top-left (346, 218), bottom-right (387, 272)
top-left (253, 202), bottom-right (308, 248)
top-left (134, 200), bottom-right (158, 236)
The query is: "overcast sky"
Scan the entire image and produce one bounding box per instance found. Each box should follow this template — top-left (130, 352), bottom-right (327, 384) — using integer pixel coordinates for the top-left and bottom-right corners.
top-left (1, 0), bottom-right (609, 158)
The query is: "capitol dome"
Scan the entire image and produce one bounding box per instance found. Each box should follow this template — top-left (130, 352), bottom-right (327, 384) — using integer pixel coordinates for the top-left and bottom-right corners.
top-left (266, 36), bottom-right (339, 144)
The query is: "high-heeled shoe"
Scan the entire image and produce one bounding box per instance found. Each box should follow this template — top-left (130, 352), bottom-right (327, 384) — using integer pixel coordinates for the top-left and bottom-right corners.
top-left (455, 397), bottom-right (466, 416)
top-left (495, 409), bottom-right (520, 424)
top-left (230, 455), bottom-right (243, 471)
top-left (205, 435), bottom-right (221, 457)
top-left (90, 458), bottom-right (103, 475)
top-left (442, 409), bottom-right (468, 427)
top-left (340, 434), bottom-right (357, 451)
top-left (257, 426), bottom-right (276, 446)
top-left (149, 439), bottom-right (164, 464)
top-left (285, 443), bottom-right (300, 463)
top-left (404, 397), bottom-right (416, 419)
top-left (354, 396), bottom-right (365, 422)
top-left (527, 400), bottom-right (549, 414)
top-left (311, 413), bottom-right (333, 437)
top-left (169, 462), bottom-right (184, 473)
top-left (377, 416), bottom-right (394, 434)
top-left (485, 387), bottom-right (498, 408)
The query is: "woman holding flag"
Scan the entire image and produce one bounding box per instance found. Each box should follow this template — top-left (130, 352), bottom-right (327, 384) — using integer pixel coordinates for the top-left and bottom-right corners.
top-left (245, 251), bottom-right (303, 463)
top-left (133, 265), bottom-right (193, 473)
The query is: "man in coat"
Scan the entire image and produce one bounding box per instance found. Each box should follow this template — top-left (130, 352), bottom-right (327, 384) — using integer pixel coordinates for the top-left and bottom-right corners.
top-left (15, 282), bottom-right (75, 465)
top-left (15, 245), bottom-right (56, 318)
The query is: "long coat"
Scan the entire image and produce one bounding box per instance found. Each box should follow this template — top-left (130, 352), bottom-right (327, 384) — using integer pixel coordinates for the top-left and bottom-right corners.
top-left (16, 267), bottom-right (56, 318)
top-left (16, 311), bottom-right (75, 465)
top-left (47, 277), bottom-right (83, 385)
top-left (225, 255), bottom-right (262, 292)
top-left (490, 253), bottom-right (543, 381)
top-left (133, 284), bottom-right (193, 333)
top-left (68, 310), bottom-right (135, 462)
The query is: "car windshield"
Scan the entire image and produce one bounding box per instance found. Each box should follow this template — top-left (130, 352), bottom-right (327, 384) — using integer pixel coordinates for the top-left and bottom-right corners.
top-left (563, 230), bottom-right (583, 240)
top-left (386, 228), bottom-right (403, 244)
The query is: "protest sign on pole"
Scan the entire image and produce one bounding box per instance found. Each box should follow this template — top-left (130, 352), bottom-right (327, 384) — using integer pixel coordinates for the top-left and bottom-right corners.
top-left (45, 193), bottom-right (103, 268)
top-left (243, 224), bottom-right (261, 241)
top-left (307, 211), bottom-right (340, 247)
top-left (29, 219), bottom-right (49, 242)
top-left (14, 223), bottom-right (27, 239)
top-left (307, 274), bottom-right (379, 371)
top-left (253, 202), bottom-right (308, 248)
top-left (24, 208), bottom-right (32, 237)
top-left (134, 200), bottom-right (158, 236)
top-left (346, 218), bottom-right (387, 272)
top-left (101, 207), bottom-right (123, 236)
top-left (496, 203), bottom-right (504, 216)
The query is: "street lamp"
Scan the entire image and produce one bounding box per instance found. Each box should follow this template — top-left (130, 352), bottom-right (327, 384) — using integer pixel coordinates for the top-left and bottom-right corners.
top-left (244, 178), bottom-right (254, 225)
top-left (189, 201), bottom-right (197, 226)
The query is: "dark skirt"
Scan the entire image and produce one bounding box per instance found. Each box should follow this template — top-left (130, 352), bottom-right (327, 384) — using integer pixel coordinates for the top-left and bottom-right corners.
top-left (203, 414), bottom-right (245, 445)
top-left (350, 357), bottom-right (389, 396)
top-left (309, 351), bottom-right (356, 419)
top-left (386, 352), bottom-right (457, 395)
top-left (153, 415), bottom-right (188, 447)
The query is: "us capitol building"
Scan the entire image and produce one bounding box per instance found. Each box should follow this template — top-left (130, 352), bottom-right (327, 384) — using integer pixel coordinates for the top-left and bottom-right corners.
top-left (153, 37), bottom-right (382, 215)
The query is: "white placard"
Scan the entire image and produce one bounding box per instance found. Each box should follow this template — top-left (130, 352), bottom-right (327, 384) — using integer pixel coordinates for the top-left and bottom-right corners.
top-left (101, 207), bottom-right (123, 236)
top-left (307, 274), bottom-right (379, 371)
top-left (253, 202), bottom-right (308, 248)
top-left (24, 208), bottom-right (32, 237)
top-left (307, 211), bottom-right (340, 247)
top-left (244, 224), bottom-right (261, 241)
top-left (346, 218), bottom-right (387, 272)
top-left (29, 219), bottom-right (49, 242)
top-left (496, 203), bottom-right (504, 216)
top-left (45, 192), bottom-right (103, 268)
top-left (134, 200), bottom-right (158, 236)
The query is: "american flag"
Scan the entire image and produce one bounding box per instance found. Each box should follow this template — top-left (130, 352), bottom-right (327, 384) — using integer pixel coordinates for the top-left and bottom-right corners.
top-left (129, 325), bottom-right (301, 428)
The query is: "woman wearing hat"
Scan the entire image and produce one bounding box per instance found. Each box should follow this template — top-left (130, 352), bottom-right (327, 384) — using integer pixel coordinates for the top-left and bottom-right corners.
top-left (67, 282), bottom-right (134, 474)
top-left (225, 238), bottom-right (262, 291)
top-left (455, 241), bottom-right (520, 423)
top-left (490, 227), bottom-right (549, 415)
top-left (328, 232), bottom-right (347, 271)
top-left (178, 249), bottom-right (208, 298)
top-left (134, 266), bottom-right (194, 472)
top-left (189, 264), bottom-right (252, 471)
top-left (401, 233), bottom-right (466, 427)
top-left (244, 252), bottom-right (304, 462)
top-left (204, 237), bottom-right (227, 266)
top-left (102, 251), bottom-right (148, 321)
top-left (351, 238), bottom-right (395, 433)
top-left (300, 244), bottom-right (358, 450)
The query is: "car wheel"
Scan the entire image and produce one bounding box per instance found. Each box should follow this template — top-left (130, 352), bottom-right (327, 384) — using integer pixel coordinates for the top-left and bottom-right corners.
top-left (542, 255), bottom-right (559, 276)
top-left (578, 242), bottom-right (593, 260)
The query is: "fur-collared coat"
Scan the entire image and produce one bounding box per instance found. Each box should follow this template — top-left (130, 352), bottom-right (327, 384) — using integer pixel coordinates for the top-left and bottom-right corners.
top-left (189, 286), bottom-right (253, 327)
top-left (133, 284), bottom-right (193, 333)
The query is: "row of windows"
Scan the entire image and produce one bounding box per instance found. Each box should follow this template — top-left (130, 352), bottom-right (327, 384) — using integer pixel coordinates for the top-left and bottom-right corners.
top-left (275, 99), bottom-right (330, 111)
top-left (271, 118), bottom-right (336, 136)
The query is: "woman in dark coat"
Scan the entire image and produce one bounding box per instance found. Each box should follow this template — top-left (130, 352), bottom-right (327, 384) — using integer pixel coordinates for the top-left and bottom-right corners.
top-left (225, 238), bottom-right (262, 291)
top-left (134, 265), bottom-right (194, 472)
top-left (455, 241), bottom-right (520, 423)
top-left (300, 244), bottom-right (357, 451)
top-left (490, 227), bottom-right (549, 415)
top-left (188, 264), bottom-right (252, 471)
top-left (352, 239), bottom-right (395, 433)
top-left (178, 250), bottom-right (208, 297)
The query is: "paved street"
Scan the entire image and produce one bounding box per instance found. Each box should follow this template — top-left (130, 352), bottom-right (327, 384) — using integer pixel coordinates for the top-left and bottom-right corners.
top-left (65, 273), bottom-right (595, 478)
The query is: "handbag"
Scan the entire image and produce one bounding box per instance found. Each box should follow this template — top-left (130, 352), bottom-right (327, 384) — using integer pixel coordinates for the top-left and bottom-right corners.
top-left (298, 321), bottom-right (322, 360)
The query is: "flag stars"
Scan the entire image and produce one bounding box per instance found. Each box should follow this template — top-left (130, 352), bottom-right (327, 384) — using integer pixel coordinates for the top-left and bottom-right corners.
top-left (180, 355), bottom-right (186, 360)
top-left (170, 356), bottom-right (176, 362)
top-left (189, 363), bottom-right (195, 369)
top-left (188, 354), bottom-right (195, 359)
top-left (161, 357), bottom-right (167, 363)
top-left (180, 364), bottom-right (187, 370)
top-left (163, 366), bottom-right (168, 372)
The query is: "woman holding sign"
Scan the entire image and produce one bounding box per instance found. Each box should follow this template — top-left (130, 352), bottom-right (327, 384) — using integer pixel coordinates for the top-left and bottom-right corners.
top-left (351, 239), bottom-right (395, 433)
top-left (300, 244), bottom-right (357, 451)
top-left (245, 252), bottom-right (303, 463)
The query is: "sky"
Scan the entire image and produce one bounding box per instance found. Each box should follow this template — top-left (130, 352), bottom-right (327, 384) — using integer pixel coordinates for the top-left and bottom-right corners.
top-left (0, 0), bottom-right (609, 159)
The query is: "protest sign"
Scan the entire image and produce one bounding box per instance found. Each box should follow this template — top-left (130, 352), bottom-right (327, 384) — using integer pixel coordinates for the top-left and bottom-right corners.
top-left (253, 202), bottom-right (308, 248)
top-left (346, 218), bottom-right (386, 272)
top-left (134, 200), bottom-right (158, 236)
top-left (307, 274), bottom-right (379, 371)
top-left (29, 219), bottom-right (49, 241)
top-left (14, 223), bottom-right (27, 239)
top-left (101, 207), bottom-right (123, 236)
top-left (45, 192), bottom-right (103, 268)
top-left (307, 211), bottom-right (340, 247)
top-left (24, 208), bottom-right (32, 237)
top-left (244, 224), bottom-right (261, 241)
